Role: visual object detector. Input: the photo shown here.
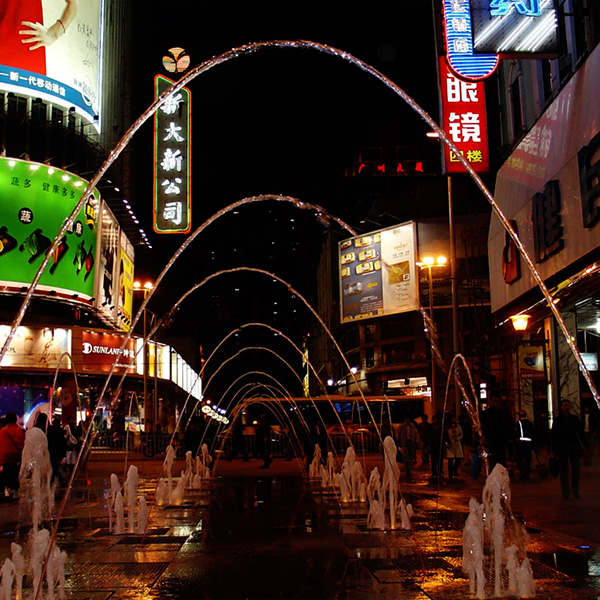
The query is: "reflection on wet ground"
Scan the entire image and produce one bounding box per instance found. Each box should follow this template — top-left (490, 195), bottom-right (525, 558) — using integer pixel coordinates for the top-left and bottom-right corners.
top-left (1, 457), bottom-right (600, 599)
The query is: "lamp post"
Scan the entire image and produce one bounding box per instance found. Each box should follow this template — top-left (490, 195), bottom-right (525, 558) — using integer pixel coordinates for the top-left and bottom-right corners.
top-left (417, 255), bottom-right (447, 415)
top-left (133, 280), bottom-right (154, 430)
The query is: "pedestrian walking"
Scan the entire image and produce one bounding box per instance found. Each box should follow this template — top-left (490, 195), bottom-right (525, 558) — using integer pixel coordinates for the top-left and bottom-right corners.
top-left (514, 410), bottom-right (535, 480)
top-left (418, 414), bottom-right (432, 465)
top-left (257, 413), bottom-right (272, 468)
top-left (480, 397), bottom-right (513, 469)
top-left (551, 399), bottom-right (590, 500)
top-left (445, 416), bottom-right (464, 479)
top-left (0, 412), bottom-right (26, 499)
top-left (397, 414), bottom-right (419, 481)
top-left (47, 416), bottom-right (68, 486)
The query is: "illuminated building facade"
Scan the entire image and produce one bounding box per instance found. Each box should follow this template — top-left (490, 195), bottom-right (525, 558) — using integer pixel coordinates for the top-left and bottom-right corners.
top-left (488, 2), bottom-right (600, 421)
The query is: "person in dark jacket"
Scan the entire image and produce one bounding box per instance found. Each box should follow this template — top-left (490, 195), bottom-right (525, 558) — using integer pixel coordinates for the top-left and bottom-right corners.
top-left (551, 399), bottom-right (590, 499)
top-left (514, 410), bottom-right (535, 480)
top-left (47, 417), bottom-right (68, 486)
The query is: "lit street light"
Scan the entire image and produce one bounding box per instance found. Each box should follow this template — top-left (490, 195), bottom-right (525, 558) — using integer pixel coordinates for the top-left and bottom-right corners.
top-left (417, 255), bottom-right (447, 415)
top-left (133, 280), bottom-right (154, 430)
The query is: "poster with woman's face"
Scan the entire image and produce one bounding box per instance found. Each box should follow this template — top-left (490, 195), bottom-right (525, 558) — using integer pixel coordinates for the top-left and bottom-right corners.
top-left (0, 0), bottom-right (102, 128)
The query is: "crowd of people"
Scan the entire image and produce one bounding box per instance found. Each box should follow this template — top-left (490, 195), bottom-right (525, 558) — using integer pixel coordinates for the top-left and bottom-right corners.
top-left (388, 396), bottom-right (595, 500)
top-left (0, 411), bottom-right (89, 502)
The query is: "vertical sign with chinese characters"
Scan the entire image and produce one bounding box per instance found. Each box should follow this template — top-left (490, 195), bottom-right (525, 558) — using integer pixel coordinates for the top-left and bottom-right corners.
top-left (439, 57), bottom-right (490, 174)
top-left (153, 75), bottom-right (191, 234)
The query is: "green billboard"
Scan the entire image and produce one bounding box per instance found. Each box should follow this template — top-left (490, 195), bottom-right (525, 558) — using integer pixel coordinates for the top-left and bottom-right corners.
top-left (0, 157), bottom-right (98, 300)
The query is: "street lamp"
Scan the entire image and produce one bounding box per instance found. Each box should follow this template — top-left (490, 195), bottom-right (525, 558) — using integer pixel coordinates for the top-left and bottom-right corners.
top-left (510, 314), bottom-right (530, 332)
top-left (417, 255), bottom-right (447, 414)
top-left (133, 280), bottom-right (154, 430)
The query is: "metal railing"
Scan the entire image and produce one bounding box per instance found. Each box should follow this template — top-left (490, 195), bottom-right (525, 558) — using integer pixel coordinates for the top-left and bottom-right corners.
top-left (90, 429), bottom-right (383, 458)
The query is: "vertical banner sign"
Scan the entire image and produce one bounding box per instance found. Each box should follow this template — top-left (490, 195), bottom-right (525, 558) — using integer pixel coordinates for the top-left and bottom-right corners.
top-left (439, 57), bottom-right (490, 174)
top-left (153, 75), bottom-right (191, 234)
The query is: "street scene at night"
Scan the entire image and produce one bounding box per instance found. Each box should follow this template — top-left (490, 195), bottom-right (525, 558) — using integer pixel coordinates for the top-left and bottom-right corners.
top-left (1, 1), bottom-right (600, 599)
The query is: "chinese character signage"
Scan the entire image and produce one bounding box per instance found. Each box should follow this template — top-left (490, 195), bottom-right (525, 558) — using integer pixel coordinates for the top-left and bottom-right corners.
top-left (339, 222), bottom-right (419, 323)
top-left (153, 75), bottom-right (191, 234)
top-left (470, 0), bottom-right (559, 57)
top-left (439, 57), bottom-right (490, 174)
top-left (0, 157), bottom-right (99, 300)
top-left (443, 0), bottom-right (498, 80)
top-left (0, 0), bottom-right (103, 130)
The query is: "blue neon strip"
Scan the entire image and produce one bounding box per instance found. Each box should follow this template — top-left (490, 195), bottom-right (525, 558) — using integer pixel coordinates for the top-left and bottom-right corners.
top-left (444, 0), bottom-right (499, 80)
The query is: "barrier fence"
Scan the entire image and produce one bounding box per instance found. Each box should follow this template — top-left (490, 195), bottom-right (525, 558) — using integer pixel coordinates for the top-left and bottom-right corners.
top-left (90, 429), bottom-right (382, 458)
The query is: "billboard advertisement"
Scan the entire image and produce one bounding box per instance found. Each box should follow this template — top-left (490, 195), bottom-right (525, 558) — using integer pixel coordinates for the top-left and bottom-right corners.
top-left (153, 75), bottom-right (191, 234)
top-left (95, 204), bottom-right (120, 321)
top-left (93, 207), bottom-right (134, 332)
top-left (339, 222), bottom-right (419, 323)
top-left (0, 0), bottom-right (103, 129)
top-left (0, 325), bottom-right (71, 369)
top-left (518, 344), bottom-right (546, 380)
top-left (118, 232), bottom-right (134, 332)
top-left (0, 157), bottom-right (99, 301)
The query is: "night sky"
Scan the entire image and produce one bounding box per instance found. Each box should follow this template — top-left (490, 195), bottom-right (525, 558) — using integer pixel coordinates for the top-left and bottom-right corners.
top-left (126, 1), bottom-right (446, 400)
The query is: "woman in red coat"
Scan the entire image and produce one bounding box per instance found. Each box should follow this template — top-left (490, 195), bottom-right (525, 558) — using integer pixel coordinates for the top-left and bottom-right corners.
top-left (0, 412), bottom-right (26, 498)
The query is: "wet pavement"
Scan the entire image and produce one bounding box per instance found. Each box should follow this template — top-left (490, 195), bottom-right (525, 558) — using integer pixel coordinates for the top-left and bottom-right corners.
top-left (2, 449), bottom-right (600, 599)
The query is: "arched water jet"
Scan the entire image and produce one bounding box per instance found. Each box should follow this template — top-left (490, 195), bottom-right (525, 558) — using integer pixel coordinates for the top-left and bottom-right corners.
top-left (209, 382), bottom-right (295, 462)
top-left (211, 381), bottom-right (314, 469)
top-left (6, 38), bottom-right (596, 598)
top-left (4, 40), bottom-right (597, 411)
top-left (159, 266), bottom-right (390, 466)
top-left (180, 320), bottom-right (357, 460)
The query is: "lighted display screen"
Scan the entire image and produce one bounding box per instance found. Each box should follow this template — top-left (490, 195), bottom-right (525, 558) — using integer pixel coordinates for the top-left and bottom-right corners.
top-left (153, 75), bottom-right (191, 234)
top-left (0, 0), bottom-right (103, 129)
top-left (339, 222), bottom-right (419, 323)
top-left (0, 157), bottom-right (99, 300)
top-left (470, 0), bottom-right (559, 56)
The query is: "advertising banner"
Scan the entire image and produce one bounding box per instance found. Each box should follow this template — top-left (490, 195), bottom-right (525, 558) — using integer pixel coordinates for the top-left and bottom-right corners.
top-left (439, 57), bottom-right (490, 174)
top-left (79, 330), bottom-right (136, 374)
top-left (518, 344), bottom-right (546, 380)
top-left (0, 157), bottom-right (99, 300)
top-left (0, 325), bottom-right (71, 369)
top-left (118, 233), bottom-right (134, 332)
top-left (153, 75), bottom-right (191, 234)
top-left (339, 222), bottom-right (418, 323)
top-left (0, 0), bottom-right (103, 128)
top-left (95, 204), bottom-right (120, 322)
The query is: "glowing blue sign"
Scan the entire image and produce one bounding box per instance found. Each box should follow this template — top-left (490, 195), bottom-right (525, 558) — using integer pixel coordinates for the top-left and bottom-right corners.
top-left (443, 0), bottom-right (499, 80)
top-left (490, 0), bottom-right (541, 17)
